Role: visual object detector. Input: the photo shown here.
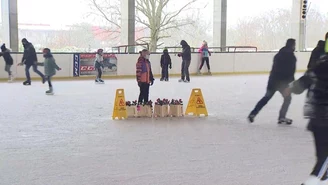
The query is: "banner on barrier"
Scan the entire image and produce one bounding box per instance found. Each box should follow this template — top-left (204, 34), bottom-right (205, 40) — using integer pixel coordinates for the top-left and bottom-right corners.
top-left (73, 53), bottom-right (118, 77)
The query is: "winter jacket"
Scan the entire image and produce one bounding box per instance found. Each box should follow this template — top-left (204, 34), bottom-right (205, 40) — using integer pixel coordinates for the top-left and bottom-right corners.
top-left (37, 56), bottom-right (60, 77)
top-left (22, 42), bottom-right (38, 65)
top-left (180, 40), bottom-right (191, 61)
top-left (94, 54), bottom-right (104, 69)
top-left (200, 47), bottom-right (211, 58)
top-left (289, 54), bottom-right (328, 126)
top-left (136, 56), bottom-right (154, 84)
top-left (267, 46), bottom-right (297, 90)
top-left (160, 53), bottom-right (171, 67)
top-left (307, 40), bottom-right (325, 69)
top-left (0, 44), bottom-right (13, 65)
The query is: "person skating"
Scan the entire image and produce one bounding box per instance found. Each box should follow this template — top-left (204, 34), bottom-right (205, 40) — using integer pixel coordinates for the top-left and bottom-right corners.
top-left (136, 49), bottom-right (154, 104)
top-left (0, 44), bottom-right (14, 82)
top-left (198, 41), bottom-right (211, 75)
top-left (248, 39), bottom-right (297, 124)
top-left (18, 38), bottom-right (46, 85)
top-left (307, 40), bottom-right (325, 69)
top-left (283, 52), bottom-right (328, 185)
top-left (178, 40), bottom-right (191, 83)
top-left (94, 48), bottom-right (105, 84)
top-left (36, 48), bottom-right (61, 95)
top-left (160, 48), bottom-right (172, 81)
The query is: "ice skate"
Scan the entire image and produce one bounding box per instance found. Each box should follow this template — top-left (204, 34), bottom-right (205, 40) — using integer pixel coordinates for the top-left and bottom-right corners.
top-left (42, 77), bottom-right (47, 84)
top-left (301, 176), bottom-right (320, 185)
top-left (278, 118), bottom-right (293, 125)
top-left (46, 87), bottom-right (54, 95)
top-left (178, 79), bottom-right (184, 82)
top-left (184, 80), bottom-right (190, 83)
top-left (98, 79), bottom-right (105, 84)
top-left (160, 78), bottom-right (164, 81)
top-left (248, 114), bottom-right (255, 123)
top-left (197, 70), bottom-right (202, 75)
top-left (165, 78), bottom-right (169, 82)
top-left (95, 78), bottom-right (102, 84)
top-left (23, 81), bottom-right (31, 86)
top-left (208, 70), bottom-right (212, 75)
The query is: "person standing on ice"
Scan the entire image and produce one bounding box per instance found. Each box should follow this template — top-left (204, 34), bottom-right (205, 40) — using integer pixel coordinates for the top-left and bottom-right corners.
top-left (178, 40), bottom-right (191, 83)
top-left (36, 48), bottom-right (61, 95)
top-left (283, 43), bottom-right (328, 185)
top-left (198, 41), bottom-right (211, 75)
top-left (0, 44), bottom-right (14, 82)
top-left (19, 38), bottom-right (46, 86)
top-left (248, 38), bottom-right (297, 125)
top-left (136, 49), bottom-right (154, 104)
top-left (160, 48), bottom-right (172, 81)
top-left (94, 48), bottom-right (105, 84)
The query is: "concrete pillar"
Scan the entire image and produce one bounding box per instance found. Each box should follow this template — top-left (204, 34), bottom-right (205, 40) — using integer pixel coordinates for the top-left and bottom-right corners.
top-left (291, 0), bottom-right (302, 51)
top-left (213, 0), bottom-right (227, 51)
top-left (120, 0), bottom-right (135, 53)
top-left (1, 0), bottom-right (18, 51)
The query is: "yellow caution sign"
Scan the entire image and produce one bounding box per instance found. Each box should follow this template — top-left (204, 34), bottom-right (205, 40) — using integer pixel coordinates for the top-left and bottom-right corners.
top-left (185, 88), bottom-right (208, 116)
top-left (112, 89), bottom-right (128, 120)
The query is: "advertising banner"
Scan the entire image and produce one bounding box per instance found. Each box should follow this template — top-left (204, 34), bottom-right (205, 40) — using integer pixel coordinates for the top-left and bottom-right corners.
top-left (73, 53), bottom-right (117, 77)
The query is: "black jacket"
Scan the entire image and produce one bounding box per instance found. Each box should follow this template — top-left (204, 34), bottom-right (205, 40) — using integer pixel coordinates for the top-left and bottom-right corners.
top-left (160, 53), bottom-right (171, 67)
top-left (180, 40), bottom-right (191, 61)
top-left (0, 44), bottom-right (13, 65)
top-left (22, 42), bottom-right (38, 65)
top-left (290, 54), bottom-right (328, 126)
top-left (307, 41), bottom-right (325, 69)
top-left (267, 46), bottom-right (296, 90)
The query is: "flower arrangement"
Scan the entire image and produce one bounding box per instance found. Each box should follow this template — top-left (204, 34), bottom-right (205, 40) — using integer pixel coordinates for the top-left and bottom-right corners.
top-left (155, 98), bottom-right (170, 106)
top-left (170, 99), bottom-right (183, 105)
top-left (126, 100), bottom-right (138, 106)
top-left (138, 100), bottom-right (153, 107)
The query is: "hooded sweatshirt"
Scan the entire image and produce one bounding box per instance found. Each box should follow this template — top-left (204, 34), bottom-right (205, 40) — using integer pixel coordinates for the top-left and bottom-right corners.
top-left (180, 40), bottom-right (191, 61)
top-left (308, 40), bottom-right (325, 69)
top-left (160, 50), bottom-right (171, 67)
top-left (0, 44), bottom-right (13, 65)
top-left (38, 50), bottom-right (60, 76)
top-left (22, 39), bottom-right (38, 65)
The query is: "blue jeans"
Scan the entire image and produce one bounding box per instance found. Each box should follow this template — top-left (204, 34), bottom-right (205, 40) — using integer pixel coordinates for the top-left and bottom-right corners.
top-left (25, 64), bottom-right (45, 82)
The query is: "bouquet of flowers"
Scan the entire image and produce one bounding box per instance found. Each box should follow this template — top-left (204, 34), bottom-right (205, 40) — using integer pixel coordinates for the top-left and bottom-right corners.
top-left (155, 98), bottom-right (170, 106)
top-left (126, 100), bottom-right (138, 117)
top-left (170, 99), bottom-right (183, 105)
top-left (136, 100), bottom-right (153, 118)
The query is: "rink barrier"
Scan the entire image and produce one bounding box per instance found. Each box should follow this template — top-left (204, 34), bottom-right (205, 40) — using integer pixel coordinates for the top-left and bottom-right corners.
top-left (0, 52), bottom-right (311, 80)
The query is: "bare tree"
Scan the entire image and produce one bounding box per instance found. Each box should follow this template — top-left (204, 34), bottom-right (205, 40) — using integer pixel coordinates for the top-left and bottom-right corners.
top-left (88, 0), bottom-right (198, 51)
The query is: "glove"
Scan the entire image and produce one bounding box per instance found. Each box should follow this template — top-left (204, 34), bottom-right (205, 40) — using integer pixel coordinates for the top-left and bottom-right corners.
top-left (177, 53), bottom-right (181, 57)
top-left (169, 65), bottom-right (172, 69)
top-left (150, 80), bottom-right (154, 86)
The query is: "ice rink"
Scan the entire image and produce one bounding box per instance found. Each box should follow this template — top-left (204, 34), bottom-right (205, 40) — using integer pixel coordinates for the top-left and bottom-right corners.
top-left (0, 74), bottom-right (316, 185)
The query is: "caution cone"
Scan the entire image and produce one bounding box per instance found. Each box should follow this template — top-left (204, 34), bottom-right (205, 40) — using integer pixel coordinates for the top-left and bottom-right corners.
top-left (112, 89), bottom-right (128, 120)
top-left (185, 88), bottom-right (208, 116)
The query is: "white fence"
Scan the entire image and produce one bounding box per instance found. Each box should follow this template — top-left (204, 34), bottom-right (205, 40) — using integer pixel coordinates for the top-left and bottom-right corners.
top-left (0, 52), bottom-right (311, 79)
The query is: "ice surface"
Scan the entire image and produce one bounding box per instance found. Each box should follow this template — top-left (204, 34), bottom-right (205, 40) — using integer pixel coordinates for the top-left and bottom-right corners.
top-left (0, 74), bottom-right (315, 185)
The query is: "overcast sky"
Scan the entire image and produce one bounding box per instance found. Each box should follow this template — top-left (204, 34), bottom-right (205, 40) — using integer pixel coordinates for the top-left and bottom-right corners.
top-left (8, 0), bottom-right (328, 27)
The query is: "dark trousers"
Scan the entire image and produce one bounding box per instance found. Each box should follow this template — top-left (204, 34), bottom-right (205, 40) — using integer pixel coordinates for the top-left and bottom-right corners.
top-left (25, 64), bottom-right (45, 82)
top-left (181, 60), bottom-right (191, 81)
top-left (310, 121), bottom-right (328, 180)
top-left (47, 76), bottom-right (52, 88)
top-left (5, 64), bottom-right (12, 76)
top-left (161, 65), bottom-right (169, 79)
top-left (138, 83), bottom-right (150, 104)
top-left (199, 57), bottom-right (210, 70)
top-left (250, 88), bottom-right (291, 119)
top-left (96, 68), bottom-right (102, 79)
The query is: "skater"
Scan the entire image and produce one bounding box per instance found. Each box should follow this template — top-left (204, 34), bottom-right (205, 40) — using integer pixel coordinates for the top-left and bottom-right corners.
top-left (160, 48), bottom-right (172, 81)
top-left (36, 48), bottom-right (61, 95)
top-left (19, 38), bottom-right (46, 85)
top-left (94, 48), bottom-right (104, 84)
top-left (198, 41), bottom-right (211, 75)
top-left (178, 40), bottom-right (191, 83)
top-left (307, 40), bottom-right (325, 69)
top-left (0, 44), bottom-right (14, 82)
top-left (284, 53), bottom-right (328, 185)
top-left (136, 49), bottom-right (154, 104)
top-left (248, 38), bottom-right (297, 124)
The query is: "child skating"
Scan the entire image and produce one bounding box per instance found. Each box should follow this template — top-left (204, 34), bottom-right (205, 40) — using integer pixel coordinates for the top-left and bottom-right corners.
top-left (0, 44), bottom-right (14, 82)
top-left (198, 41), bottom-right (211, 75)
top-left (37, 48), bottom-right (61, 95)
top-left (95, 49), bottom-right (104, 84)
top-left (160, 48), bottom-right (171, 81)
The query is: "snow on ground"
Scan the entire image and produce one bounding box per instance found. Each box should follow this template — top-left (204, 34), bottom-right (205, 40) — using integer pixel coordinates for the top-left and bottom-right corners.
top-left (0, 74), bottom-right (314, 185)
